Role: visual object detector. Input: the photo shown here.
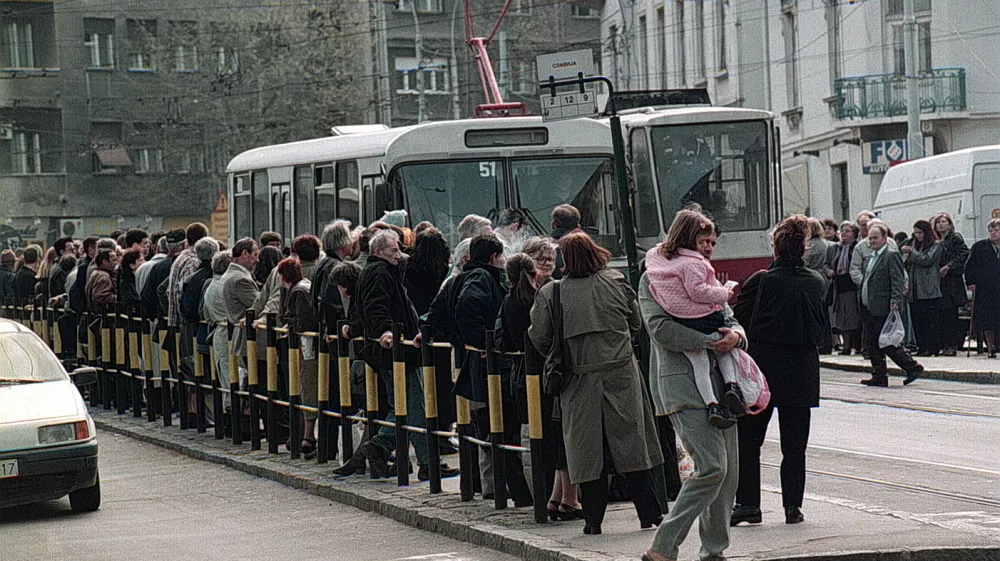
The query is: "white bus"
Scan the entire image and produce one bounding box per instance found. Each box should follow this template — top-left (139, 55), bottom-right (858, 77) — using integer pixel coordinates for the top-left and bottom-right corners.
top-left (225, 126), bottom-right (412, 246)
top-left (381, 116), bottom-right (620, 250)
top-left (621, 106), bottom-right (783, 284)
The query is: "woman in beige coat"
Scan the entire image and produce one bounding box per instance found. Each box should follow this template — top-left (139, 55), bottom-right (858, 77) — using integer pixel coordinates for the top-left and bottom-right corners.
top-left (529, 232), bottom-right (663, 535)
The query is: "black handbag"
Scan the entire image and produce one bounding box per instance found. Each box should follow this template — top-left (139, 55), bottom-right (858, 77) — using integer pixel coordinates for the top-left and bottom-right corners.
top-left (542, 281), bottom-right (568, 396)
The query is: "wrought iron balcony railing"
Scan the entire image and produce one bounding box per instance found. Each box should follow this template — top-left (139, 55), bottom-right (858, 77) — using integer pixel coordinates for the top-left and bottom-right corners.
top-left (834, 67), bottom-right (966, 120)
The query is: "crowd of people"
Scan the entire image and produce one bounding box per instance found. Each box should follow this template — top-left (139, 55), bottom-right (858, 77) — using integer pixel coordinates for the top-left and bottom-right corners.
top-left (2, 201), bottom-right (998, 561)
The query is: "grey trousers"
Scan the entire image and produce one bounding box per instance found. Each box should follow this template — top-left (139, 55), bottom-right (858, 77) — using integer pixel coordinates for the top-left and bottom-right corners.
top-left (650, 408), bottom-right (739, 561)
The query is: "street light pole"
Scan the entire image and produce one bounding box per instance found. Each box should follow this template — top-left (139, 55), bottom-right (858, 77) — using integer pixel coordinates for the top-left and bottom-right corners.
top-left (410, 0), bottom-right (427, 123)
top-left (903, 0), bottom-right (923, 159)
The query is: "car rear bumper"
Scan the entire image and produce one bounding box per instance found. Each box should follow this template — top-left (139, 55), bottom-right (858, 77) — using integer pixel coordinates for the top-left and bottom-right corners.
top-left (0, 441), bottom-right (98, 508)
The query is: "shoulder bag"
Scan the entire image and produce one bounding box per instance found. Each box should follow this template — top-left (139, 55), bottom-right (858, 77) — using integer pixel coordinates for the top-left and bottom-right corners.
top-left (542, 281), bottom-right (567, 396)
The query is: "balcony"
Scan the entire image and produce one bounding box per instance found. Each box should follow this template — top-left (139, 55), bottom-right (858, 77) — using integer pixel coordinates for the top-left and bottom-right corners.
top-left (833, 68), bottom-right (966, 121)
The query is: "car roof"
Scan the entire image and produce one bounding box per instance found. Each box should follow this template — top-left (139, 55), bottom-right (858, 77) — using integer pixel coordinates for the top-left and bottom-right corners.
top-left (0, 318), bottom-right (33, 333)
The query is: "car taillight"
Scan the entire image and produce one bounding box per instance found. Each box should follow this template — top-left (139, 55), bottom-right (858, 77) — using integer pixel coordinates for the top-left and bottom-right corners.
top-left (38, 421), bottom-right (91, 444)
top-left (74, 420), bottom-right (90, 440)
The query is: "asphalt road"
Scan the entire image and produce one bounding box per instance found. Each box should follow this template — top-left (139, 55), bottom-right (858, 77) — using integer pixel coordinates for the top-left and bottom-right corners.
top-left (0, 431), bottom-right (519, 561)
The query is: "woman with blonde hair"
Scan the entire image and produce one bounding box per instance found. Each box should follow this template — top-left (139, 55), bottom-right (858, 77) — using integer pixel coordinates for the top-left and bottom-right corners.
top-left (35, 246), bottom-right (57, 301)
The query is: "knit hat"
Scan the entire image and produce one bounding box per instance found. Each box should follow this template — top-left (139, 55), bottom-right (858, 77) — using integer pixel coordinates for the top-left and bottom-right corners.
top-left (165, 229), bottom-right (186, 251)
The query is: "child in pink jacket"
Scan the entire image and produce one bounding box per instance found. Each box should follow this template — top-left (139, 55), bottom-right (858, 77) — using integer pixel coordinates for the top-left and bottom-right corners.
top-left (646, 243), bottom-right (746, 428)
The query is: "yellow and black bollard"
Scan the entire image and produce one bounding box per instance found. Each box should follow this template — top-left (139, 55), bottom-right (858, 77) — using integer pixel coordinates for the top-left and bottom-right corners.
top-left (115, 308), bottom-right (128, 415)
top-left (51, 306), bottom-right (63, 360)
top-left (316, 328), bottom-right (331, 464)
top-left (288, 331), bottom-right (302, 459)
top-left (101, 312), bottom-right (113, 411)
top-left (392, 323), bottom-right (408, 486)
top-left (421, 325), bottom-right (442, 494)
top-left (485, 331), bottom-right (506, 510)
top-left (193, 329), bottom-right (207, 434)
top-left (159, 321), bottom-right (172, 427)
top-left (228, 322), bottom-right (242, 445)
top-left (245, 310), bottom-right (261, 450)
top-left (337, 321), bottom-right (353, 464)
top-left (41, 303), bottom-right (51, 350)
top-left (266, 313), bottom-right (279, 454)
top-left (129, 309), bottom-right (142, 418)
top-left (523, 333), bottom-right (548, 523)
top-left (142, 318), bottom-right (157, 422)
top-left (176, 326), bottom-right (190, 431)
top-left (86, 313), bottom-right (99, 407)
top-left (364, 361), bottom-right (379, 474)
top-left (456, 386), bottom-right (475, 500)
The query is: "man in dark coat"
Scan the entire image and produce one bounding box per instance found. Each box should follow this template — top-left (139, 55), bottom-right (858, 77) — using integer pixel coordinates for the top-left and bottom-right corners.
top-left (13, 245), bottom-right (41, 303)
top-left (548, 204), bottom-right (581, 281)
top-left (0, 250), bottom-right (16, 306)
top-left (314, 220), bottom-right (353, 335)
top-left (69, 237), bottom-right (99, 314)
top-left (450, 233), bottom-right (531, 506)
top-left (858, 223), bottom-right (923, 386)
top-left (353, 230), bottom-right (457, 481)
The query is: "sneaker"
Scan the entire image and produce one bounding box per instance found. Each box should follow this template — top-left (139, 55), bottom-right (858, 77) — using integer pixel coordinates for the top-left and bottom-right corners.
top-left (707, 403), bottom-right (737, 429)
top-left (731, 504), bottom-right (762, 526)
top-left (903, 365), bottom-right (923, 386)
top-left (860, 377), bottom-right (889, 387)
top-left (360, 442), bottom-right (391, 479)
top-left (722, 383), bottom-right (747, 418)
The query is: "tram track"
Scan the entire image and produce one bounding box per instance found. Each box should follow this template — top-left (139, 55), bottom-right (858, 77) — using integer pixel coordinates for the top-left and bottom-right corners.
top-left (761, 460), bottom-right (1000, 509)
top-left (820, 380), bottom-right (1000, 419)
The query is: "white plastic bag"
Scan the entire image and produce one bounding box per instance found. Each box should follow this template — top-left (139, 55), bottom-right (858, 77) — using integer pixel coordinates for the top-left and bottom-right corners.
top-left (878, 310), bottom-right (905, 349)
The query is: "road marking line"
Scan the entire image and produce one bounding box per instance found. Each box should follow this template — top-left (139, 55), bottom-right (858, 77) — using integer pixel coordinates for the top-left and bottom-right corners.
top-left (765, 438), bottom-right (1000, 476)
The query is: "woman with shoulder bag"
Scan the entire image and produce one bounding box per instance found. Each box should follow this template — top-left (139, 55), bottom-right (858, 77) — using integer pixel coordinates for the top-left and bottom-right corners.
top-left (529, 233), bottom-right (663, 536)
top-left (731, 216), bottom-right (825, 526)
top-left (496, 253), bottom-right (579, 520)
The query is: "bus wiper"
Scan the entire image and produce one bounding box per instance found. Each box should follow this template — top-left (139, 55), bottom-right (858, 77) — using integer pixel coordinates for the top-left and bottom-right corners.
top-left (513, 176), bottom-right (547, 235)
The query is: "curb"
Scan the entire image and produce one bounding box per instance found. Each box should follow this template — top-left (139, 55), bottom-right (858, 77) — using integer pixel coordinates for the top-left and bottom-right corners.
top-left (820, 360), bottom-right (1000, 384)
top-left (93, 417), bottom-right (611, 561)
top-left (94, 415), bottom-right (1000, 561)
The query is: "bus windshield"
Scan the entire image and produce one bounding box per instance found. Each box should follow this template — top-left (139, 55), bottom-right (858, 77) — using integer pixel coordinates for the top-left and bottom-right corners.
top-left (510, 156), bottom-right (620, 255)
top-left (395, 160), bottom-right (505, 244)
top-left (649, 121), bottom-right (771, 232)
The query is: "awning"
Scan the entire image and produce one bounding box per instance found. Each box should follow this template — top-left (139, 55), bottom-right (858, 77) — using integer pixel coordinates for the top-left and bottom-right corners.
top-left (96, 147), bottom-right (132, 167)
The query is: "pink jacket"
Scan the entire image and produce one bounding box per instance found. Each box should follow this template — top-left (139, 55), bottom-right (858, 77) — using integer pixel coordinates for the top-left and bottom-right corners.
top-left (645, 247), bottom-right (730, 319)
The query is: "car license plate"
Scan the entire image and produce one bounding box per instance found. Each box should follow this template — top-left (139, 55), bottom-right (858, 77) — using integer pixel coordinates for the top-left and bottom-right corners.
top-left (0, 459), bottom-right (18, 478)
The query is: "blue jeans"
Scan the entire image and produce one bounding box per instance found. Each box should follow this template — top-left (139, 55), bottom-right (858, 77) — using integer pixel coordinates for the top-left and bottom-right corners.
top-left (371, 365), bottom-right (428, 467)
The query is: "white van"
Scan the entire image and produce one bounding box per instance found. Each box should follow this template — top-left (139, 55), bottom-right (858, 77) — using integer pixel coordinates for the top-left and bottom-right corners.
top-left (874, 146), bottom-right (1000, 243)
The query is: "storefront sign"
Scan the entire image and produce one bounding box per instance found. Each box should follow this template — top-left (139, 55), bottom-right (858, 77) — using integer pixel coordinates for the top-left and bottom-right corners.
top-left (862, 137), bottom-right (934, 174)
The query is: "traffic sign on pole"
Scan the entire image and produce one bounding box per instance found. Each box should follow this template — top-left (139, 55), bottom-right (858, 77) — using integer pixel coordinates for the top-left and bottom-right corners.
top-left (536, 49), bottom-right (600, 122)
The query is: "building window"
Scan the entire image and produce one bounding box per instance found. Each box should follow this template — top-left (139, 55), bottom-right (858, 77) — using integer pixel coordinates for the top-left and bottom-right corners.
top-left (511, 61), bottom-right (535, 94)
top-left (891, 21), bottom-right (931, 74)
top-left (826, 0), bottom-right (842, 86)
top-left (782, 10), bottom-right (799, 108)
top-left (90, 122), bottom-right (131, 174)
top-left (127, 19), bottom-right (157, 72)
top-left (675, 0), bottom-right (686, 86)
top-left (657, 7), bottom-right (666, 88)
top-left (134, 148), bottom-right (164, 174)
top-left (695, 0), bottom-right (705, 80)
top-left (886, 0), bottom-right (931, 17)
top-left (510, 0), bottom-right (531, 15)
top-left (1, 109), bottom-right (63, 175)
top-left (84, 19), bottom-right (115, 69)
top-left (716, 0), bottom-right (727, 72)
top-left (2, 19), bottom-right (34, 68)
top-left (216, 46), bottom-right (239, 75)
top-left (639, 15), bottom-right (648, 89)
top-left (571, 4), bottom-right (598, 18)
top-left (397, 0), bottom-right (443, 14)
top-left (169, 21), bottom-right (199, 73)
top-left (395, 57), bottom-right (450, 94)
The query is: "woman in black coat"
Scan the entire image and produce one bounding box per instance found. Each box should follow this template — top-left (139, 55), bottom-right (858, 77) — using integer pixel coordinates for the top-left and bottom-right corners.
top-left (732, 216), bottom-right (825, 526)
top-left (932, 212), bottom-right (969, 355)
top-left (964, 219), bottom-right (1000, 358)
top-left (404, 227), bottom-right (450, 317)
top-left (118, 249), bottom-right (145, 313)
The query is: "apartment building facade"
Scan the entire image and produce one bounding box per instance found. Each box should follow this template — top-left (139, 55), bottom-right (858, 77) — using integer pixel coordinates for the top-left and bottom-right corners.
top-left (379, 0), bottom-right (603, 125)
top-left (601, 0), bottom-right (1000, 221)
top-left (0, 0), bottom-right (372, 246)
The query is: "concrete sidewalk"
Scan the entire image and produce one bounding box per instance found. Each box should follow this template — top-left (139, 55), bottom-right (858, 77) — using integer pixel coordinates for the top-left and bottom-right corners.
top-left (821, 352), bottom-right (1000, 384)
top-left (91, 409), bottom-right (999, 561)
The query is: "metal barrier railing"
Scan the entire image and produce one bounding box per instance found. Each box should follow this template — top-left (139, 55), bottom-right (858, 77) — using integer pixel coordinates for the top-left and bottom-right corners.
top-left (8, 301), bottom-right (552, 524)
